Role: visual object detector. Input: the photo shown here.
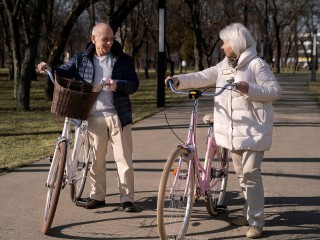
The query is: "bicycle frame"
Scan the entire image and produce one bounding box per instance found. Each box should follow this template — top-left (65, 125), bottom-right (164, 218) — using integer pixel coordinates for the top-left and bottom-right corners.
top-left (167, 80), bottom-right (235, 200)
top-left (172, 98), bottom-right (217, 199)
top-left (157, 80), bottom-right (235, 239)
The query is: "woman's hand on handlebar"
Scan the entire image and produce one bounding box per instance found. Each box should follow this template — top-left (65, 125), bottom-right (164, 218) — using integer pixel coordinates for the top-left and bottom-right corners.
top-left (165, 76), bottom-right (179, 88)
top-left (37, 62), bottom-right (51, 74)
top-left (236, 81), bottom-right (249, 94)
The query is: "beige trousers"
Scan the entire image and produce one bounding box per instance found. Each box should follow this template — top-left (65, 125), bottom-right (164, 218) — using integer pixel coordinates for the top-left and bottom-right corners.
top-left (87, 115), bottom-right (134, 203)
top-left (230, 150), bottom-right (265, 227)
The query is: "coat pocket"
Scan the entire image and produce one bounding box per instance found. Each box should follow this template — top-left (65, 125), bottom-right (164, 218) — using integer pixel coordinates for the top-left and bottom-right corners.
top-left (249, 101), bottom-right (266, 124)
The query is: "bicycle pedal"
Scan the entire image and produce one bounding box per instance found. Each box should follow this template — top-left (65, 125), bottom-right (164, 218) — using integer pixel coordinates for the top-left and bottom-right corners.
top-left (214, 205), bottom-right (228, 213)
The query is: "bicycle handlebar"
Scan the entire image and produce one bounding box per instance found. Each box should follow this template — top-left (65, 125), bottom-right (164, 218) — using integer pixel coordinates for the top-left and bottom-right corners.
top-left (166, 78), bottom-right (237, 97)
top-left (43, 69), bottom-right (110, 87)
top-left (44, 69), bottom-right (55, 84)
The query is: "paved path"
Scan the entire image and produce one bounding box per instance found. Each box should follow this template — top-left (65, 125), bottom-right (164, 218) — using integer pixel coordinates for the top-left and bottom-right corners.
top-left (0, 73), bottom-right (319, 239)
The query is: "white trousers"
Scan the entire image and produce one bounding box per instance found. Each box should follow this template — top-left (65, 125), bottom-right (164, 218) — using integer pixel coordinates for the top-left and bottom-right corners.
top-left (87, 115), bottom-right (134, 203)
top-left (230, 150), bottom-right (265, 227)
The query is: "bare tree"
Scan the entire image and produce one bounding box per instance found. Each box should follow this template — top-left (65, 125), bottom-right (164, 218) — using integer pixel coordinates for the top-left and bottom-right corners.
top-left (2, 0), bottom-right (45, 110)
top-left (184, 0), bottom-right (205, 71)
top-left (268, 0), bottom-right (311, 73)
top-left (39, 0), bottom-right (142, 100)
top-left (45, 0), bottom-right (142, 68)
top-left (121, 0), bottom-right (156, 78)
top-left (0, 1), bottom-right (13, 78)
top-left (248, 0), bottom-right (273, 64)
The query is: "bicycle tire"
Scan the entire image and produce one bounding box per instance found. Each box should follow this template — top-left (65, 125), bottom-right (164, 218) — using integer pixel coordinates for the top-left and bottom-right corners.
top-left (70, 130), bottom-right (91, 202)
top-left (205, 146), bottom-right (229, 216)
top-left (41, 140), bottom-right (67, 235)
top-left (157, 146), bottom-right (195, 240)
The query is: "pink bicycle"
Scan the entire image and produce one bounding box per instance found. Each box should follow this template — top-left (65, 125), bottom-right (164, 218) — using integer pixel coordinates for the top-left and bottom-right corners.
top-left (157, 79), bottom-right (237, 240)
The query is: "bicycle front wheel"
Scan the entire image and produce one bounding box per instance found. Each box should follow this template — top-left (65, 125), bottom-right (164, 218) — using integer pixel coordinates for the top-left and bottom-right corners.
top-left (157, 146), bottom-right (195, 240)
top-left (42, 140), bottom-right (67, 235)
top-left (205, 146), bottom-right (229, 216)
top-left (70, 130), bottom-right (91, 202)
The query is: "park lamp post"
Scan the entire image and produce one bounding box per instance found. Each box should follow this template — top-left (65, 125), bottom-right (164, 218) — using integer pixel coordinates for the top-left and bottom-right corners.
top-left (157, 0), bottom-right (166, 107)
top-left (311, 28), bottom-right (317, 82)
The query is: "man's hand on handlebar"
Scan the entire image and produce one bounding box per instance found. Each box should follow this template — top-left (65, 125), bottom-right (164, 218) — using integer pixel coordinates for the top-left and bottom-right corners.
top-left (37, 62), bottom-right (51, 74)
top-left (101, 77), bottom-right (117, 91)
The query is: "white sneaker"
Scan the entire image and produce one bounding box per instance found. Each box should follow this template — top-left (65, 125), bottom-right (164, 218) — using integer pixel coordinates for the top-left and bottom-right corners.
top-left (246, 225), bottom-right (263, 239)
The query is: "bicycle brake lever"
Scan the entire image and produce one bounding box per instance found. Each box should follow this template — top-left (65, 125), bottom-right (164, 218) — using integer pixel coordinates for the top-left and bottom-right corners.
top-left (226, 77), bottom-right (235, 84)
top-left (225, 77), bottom-right (237, 91)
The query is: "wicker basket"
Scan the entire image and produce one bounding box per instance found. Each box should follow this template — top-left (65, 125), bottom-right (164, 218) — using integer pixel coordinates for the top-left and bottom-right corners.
top-left (51, 75), bottom-right (103, 120)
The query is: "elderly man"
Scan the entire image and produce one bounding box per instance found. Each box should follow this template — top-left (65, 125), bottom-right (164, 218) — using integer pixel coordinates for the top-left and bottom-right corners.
top-left (38, 23), bottom-right (139, 212)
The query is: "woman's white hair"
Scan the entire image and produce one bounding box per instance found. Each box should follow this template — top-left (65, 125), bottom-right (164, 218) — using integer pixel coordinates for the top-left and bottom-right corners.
top-left (219, 23), bottom-right (256, 58)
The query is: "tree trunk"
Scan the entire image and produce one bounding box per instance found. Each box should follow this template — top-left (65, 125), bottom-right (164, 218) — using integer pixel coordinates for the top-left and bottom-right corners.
top-left (47, 0), bottom-right (89, 67)
top-left (3, 0), bottom-right (45, 110)
top-left (9, 19), bottom-right (21, 99)
top-left (18, 56), bottom-right (32, 110)
top-left (185, 0), bottom-right (204, 71)
top-left (274, 24), bottom-right (281, 74)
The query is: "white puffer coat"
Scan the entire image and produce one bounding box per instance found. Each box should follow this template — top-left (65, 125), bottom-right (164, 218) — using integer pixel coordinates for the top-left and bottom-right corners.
top-left (175, 47), bottom-right (282, 151)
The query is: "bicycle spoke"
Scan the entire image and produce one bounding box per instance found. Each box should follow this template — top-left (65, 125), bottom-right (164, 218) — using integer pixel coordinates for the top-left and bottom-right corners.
top-left (70, 130), bottom-right (91, 202)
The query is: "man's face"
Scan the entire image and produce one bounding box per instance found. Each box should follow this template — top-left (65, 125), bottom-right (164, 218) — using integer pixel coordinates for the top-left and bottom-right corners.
top-left (92, 28), bottom-right (114, 56)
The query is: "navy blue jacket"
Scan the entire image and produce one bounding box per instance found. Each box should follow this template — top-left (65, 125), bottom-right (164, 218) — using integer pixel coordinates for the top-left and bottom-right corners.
top-left (55, 41), bottom-right (139, 127)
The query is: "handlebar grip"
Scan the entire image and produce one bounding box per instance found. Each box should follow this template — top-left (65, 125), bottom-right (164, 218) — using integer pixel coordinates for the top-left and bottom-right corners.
top-left (166, 79), bottom-right (174, 88)
top-left (44, 69), bottom-right (55, 84)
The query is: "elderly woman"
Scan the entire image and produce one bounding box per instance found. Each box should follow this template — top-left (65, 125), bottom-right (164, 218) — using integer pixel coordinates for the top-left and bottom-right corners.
top-left (166, 23), bottom-right (281, 239)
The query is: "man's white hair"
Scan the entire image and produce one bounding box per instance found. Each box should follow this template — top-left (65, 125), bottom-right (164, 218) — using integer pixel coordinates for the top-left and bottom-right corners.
top-left (91, 23), bottom-right (113, 37)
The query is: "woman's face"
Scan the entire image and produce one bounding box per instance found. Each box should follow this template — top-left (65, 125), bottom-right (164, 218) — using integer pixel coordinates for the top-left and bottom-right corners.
top-left (221, 41), bottom-right (237, 59)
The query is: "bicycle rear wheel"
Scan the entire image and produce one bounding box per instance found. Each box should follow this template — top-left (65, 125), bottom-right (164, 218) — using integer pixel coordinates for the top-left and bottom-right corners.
top-left (157, 146), bottom-right (195, 240)
top-left (42, 140), bottom-right (67, 235)
top-left (70, 130), bottom-right (91, 202)
top-left (205, 146), bottom-right (229, 216)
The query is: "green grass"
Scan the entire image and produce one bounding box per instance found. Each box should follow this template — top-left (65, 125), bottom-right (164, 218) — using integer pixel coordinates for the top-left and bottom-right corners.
top-left (0, 70), bottom-right (184, 175)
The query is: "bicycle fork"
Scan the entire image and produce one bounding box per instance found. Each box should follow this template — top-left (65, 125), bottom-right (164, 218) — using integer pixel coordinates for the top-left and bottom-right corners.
top-left (46, 117), bottom-right (73, 189)
top-left (170, 145), bottom-right (194, 200)
top-left (45, 137), bottom-right (69, 189)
